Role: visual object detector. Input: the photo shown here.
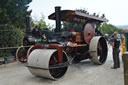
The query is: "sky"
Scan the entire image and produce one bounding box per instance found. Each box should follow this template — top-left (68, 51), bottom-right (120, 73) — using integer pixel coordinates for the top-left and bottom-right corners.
top-left (29, 0), bottom-right (128, 26)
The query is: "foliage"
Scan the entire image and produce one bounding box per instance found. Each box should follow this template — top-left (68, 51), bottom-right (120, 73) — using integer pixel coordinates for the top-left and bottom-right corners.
top-left (99, 24), bottom-right (123, 35)
top-left (47, 23), bottom-right (54, 30)
top-left (76, 8), bottom-right (89, 14)
top-left (32, 14), bottom-right (53, 30)
top-left (37, 19), bottom-right (48, 29)
top-left (0, 0), bottom-right (32, 29)
top-left (0, 25), bottom-right (24, 56)
top-left (0, 0), bottom-right (32, 57)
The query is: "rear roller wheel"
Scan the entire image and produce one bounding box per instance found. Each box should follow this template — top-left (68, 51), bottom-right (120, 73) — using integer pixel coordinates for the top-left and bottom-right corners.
top-left (16, 46), bottom-right (28, 63)
top-left (89, 36), bottom-right (108, 64)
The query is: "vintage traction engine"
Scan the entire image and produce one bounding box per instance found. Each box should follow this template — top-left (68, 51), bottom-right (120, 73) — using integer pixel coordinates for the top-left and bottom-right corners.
top-left (26, 7), bottom-right (108, 80)
top-left (16, 13), bottom-right (43, 63)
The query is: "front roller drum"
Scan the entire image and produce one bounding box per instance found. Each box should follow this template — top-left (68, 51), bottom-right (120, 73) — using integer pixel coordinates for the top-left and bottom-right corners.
top-left (27, 49), bottom-right (68, 80)
top-left (89, 36), bottom-right (108, 64)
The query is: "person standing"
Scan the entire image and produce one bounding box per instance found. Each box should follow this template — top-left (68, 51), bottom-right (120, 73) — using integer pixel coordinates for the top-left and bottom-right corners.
top-left (111, 32), bottom-right (120, 69)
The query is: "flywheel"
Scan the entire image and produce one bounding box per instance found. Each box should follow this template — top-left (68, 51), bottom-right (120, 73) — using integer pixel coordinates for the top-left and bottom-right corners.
top-left (84, 23), bottom-right (95, 44)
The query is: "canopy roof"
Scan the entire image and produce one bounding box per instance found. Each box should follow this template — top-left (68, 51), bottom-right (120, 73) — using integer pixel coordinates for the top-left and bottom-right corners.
top-left (48, 10), bottom-right (108, 24)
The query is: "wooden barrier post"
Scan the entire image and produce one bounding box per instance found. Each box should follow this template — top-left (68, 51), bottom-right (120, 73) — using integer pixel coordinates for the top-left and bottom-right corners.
top-left (122, 52), bottom-right (128, 85)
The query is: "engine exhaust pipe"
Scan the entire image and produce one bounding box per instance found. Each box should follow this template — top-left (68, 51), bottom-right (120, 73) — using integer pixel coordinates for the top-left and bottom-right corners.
top-left (55, 6), bottom-right (61, 32)
top-left (26, 13), bottom-right (31, 35)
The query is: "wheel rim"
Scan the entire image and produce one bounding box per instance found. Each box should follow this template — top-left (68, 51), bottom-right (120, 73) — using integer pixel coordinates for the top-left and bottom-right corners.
top-left (98, 37), bottom-right (108, 64)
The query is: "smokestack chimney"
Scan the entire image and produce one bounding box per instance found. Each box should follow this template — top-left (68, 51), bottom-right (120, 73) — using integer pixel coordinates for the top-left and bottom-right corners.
top-left (26, 14), bottom-right (31, 35)
top-left (55, 6), bottom-right (61, 32)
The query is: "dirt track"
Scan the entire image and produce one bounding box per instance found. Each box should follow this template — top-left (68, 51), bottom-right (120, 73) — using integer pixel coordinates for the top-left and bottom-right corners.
top-left (0, 45), bottom-right (124, 85)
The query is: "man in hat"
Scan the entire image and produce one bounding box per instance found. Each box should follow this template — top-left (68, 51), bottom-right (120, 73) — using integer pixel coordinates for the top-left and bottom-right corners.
top-left (111, 32), bottom-right (120, 69)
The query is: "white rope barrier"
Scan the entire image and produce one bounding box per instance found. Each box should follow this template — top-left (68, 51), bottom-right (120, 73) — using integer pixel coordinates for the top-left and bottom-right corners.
top-left (0, 46), bottom-right (31, 50)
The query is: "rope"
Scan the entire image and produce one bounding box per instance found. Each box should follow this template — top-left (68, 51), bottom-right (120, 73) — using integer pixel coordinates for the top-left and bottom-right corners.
top-left (0, 46), bottom-right (31, 50)
top-left (0, 30), bottom-right (25, 32)
top-left (0, 30), bottom-right (17, 31)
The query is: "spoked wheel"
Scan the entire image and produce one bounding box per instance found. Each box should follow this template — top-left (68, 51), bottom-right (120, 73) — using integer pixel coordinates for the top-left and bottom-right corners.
top-left (89, 36), bottom-right (108, 64)
top-left (16, 46), bottom-right (29, 63)
top-left (49, 51), bottom-right (68, 79)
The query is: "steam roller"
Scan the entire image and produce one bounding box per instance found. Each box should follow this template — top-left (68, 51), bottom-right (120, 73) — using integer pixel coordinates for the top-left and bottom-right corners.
top-left (26, 36), bottom-right (107, 80)
top-left (26, 6), bottom-right (108, 80)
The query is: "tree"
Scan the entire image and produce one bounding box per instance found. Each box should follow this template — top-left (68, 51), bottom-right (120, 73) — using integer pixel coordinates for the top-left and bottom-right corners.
top-left (0, 25), bottom-right (24, 56)
top-left (0, 0), bottom-right (32, 28)
top-left (99, 24), bottom-right (123, 35)
top-left (0, 0), bottom-right (32, 57)
top-left (37, 19), bottom-right (48, 29)
top-left (32, 14), bottom-right (53, 30)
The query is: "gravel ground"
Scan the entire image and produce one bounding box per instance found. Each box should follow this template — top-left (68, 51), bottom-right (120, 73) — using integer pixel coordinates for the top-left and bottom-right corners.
top-left (0, 45), bottom-right (124, 85)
